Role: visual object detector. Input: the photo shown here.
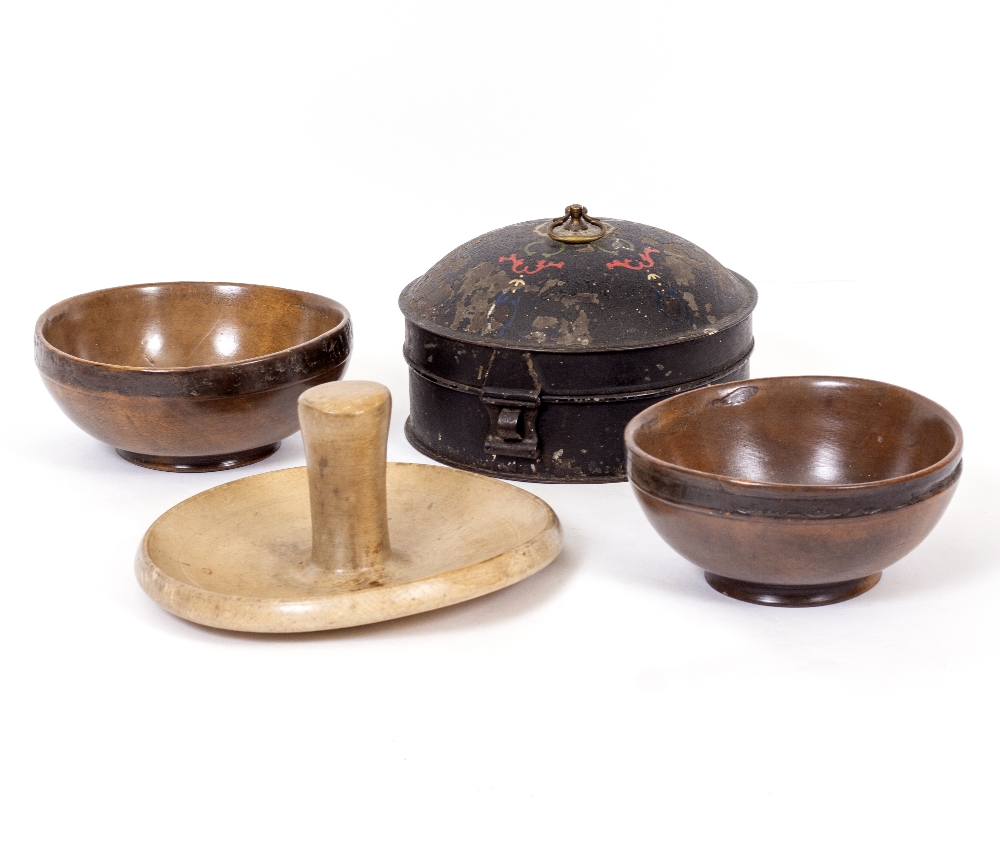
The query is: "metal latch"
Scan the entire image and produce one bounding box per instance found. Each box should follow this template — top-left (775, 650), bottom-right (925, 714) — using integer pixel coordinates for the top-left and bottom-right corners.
top-left (481, 386), bottom-right (540, 460)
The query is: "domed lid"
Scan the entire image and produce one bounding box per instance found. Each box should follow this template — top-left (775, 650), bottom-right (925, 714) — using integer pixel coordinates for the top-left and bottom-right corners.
top-left (399, 205), bottom-right (757, 353)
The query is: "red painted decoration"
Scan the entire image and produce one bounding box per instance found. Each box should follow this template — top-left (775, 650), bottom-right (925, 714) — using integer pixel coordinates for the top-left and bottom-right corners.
top-left (606, 247), bottom-right (660, 271)
top-left (499, 253), bottom-right (565, 276)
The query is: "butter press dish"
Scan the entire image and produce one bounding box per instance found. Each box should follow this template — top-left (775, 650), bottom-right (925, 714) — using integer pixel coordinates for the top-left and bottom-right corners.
top-left (625, 376), bottom-right (962, 606)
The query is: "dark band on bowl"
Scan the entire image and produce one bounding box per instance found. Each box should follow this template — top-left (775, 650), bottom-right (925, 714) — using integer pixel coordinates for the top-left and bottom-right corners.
top-left (35, 320), bottom-right (352, 398)
top-left (626, 455), bottom-right (963, 519)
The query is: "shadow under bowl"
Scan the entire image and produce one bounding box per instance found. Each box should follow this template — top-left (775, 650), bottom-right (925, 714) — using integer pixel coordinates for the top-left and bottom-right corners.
top-left (35, 282), bottom-right (352, 471)
top-left (625, 377), bottom-right (963, 606)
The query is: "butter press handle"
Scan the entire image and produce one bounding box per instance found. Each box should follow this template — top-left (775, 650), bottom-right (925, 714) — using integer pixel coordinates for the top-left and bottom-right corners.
top-left (298, 381), bottom-right (392, 572)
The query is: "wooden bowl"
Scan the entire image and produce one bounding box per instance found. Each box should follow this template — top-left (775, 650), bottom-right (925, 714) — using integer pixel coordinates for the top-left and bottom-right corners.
top-left (35, 282), bottom-right (351, 471)
top-left (625, 377), bottom-right (963, 606)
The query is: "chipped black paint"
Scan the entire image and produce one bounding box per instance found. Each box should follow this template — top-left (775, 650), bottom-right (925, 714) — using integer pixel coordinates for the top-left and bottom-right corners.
top-left (399, 218), bottom-right (756, 352)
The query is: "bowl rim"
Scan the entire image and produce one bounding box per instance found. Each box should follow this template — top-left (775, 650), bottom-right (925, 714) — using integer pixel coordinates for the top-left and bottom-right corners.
top-left (624, 375), bottom-right (963, 502)
top-left (35, 281), bottom-right (351, 375)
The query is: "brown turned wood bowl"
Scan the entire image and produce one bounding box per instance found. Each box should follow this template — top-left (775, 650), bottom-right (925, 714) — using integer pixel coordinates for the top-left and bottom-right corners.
top-left (35, 282), bottom-right (352, 471)
top-left (625, 377), bottom-right (963, 606)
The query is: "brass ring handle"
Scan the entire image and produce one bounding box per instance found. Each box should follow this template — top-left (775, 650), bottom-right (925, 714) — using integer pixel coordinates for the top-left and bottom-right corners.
top-left (547, 204), bottom-right (607, 243)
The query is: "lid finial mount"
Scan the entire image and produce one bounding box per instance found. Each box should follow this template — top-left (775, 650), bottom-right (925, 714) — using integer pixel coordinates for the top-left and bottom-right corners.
top-left (547, 204), bottom-right (607, 243)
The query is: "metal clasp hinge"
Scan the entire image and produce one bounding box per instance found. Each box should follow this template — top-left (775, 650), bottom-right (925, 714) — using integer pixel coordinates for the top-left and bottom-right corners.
top-left (481, 387), bottom-right (540, 460)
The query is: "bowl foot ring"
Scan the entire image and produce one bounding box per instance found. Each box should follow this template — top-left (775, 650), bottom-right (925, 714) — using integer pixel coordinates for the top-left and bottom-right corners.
top-left (704, 571), bottom-right (882, 607)
top-left (116, 442), bottom-right (280, 472)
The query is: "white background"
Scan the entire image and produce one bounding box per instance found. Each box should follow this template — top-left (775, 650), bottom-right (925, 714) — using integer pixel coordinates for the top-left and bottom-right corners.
top-left (2, 1), bottom-right (997, 858)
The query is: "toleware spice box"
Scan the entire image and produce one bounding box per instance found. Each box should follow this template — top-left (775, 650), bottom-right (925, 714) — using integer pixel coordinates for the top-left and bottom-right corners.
top-left (399, 204), bottom-right (757, 482)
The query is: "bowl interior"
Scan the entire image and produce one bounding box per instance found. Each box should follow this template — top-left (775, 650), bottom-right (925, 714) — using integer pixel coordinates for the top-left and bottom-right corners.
top-left (631, 378), bottom-right (959, 486)
top-left (42, 283), bottom-right (345, 369)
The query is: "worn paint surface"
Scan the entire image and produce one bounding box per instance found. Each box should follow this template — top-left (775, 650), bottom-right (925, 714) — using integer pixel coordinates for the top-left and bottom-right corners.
top-left (399, 218), bottom-right (756, 352)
